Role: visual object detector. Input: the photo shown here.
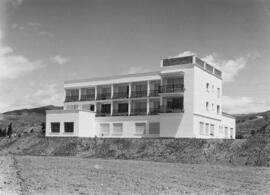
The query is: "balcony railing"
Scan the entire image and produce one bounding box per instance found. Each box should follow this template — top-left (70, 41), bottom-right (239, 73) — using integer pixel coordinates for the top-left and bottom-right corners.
top-left (65, 95), bottom-right (79, 102)
top-left (159, 106), bottom-right (184, 113)
top-left (96, 110), bottom-right (111, 117)
top-left (130, 108), bottom-right (147, 115)
top-left (131, 90), bottom-right (147, 98)
top-left (113, 92), bottom-right (129, 99)
top-left (112, 110), bottom-right (129, 116)
top-left (160, 84), bottom-right (184, 93)
top-left (148, 107), bottom-right (160, 115)
top-left (80, 94), bottom-right (95, 101)
top-left (96, 92), bottom-right (111, 100)
top-left (149, 89), bottom-right (160, 97)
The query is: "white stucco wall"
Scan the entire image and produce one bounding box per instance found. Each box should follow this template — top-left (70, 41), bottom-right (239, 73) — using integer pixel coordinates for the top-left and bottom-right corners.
top-left (46, 110), bottom-right (96, 137)
top-left (222, 114), bottom-right (236, 139)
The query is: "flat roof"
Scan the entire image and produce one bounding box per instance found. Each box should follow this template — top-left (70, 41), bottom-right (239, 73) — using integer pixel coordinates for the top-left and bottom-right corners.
top-left (222, 112), bottom-right (235, 119)
top-left (64, 71), bottom-right (161, 84)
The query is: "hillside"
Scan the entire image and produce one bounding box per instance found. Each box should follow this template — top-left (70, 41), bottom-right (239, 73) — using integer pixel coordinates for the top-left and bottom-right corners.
top-left (235, 110), bottom-right (270, 138)
top-left (0, 105), bottom-right (62, 133)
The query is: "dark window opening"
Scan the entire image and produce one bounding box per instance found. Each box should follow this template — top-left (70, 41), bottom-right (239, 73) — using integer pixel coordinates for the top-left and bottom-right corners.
top-left (51, 122), bottom-right (60, 133)
top-left (64, 122), bottom-right (74, 133)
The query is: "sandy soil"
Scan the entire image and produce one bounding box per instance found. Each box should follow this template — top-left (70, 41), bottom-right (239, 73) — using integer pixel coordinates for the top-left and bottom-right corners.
top-left (0, 155), bottom-right (21, 195)
top-left (0, 155), bottom-right (265, 195)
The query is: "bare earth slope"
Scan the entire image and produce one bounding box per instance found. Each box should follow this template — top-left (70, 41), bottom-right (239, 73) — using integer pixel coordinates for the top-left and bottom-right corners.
top-left (13, 155), bottom-right (270, 195)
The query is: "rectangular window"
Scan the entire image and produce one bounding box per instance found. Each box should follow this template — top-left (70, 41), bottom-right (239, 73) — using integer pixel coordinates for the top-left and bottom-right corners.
top-left (101, 104), bottom-right (111, 114)
top-left (64, 122), bottom-right (74, 133)
top-left (210, 124), bottom-right (214, 136)
top-left (217, 88), bottom-right (220, 98)
top-left (199, 122), bottom-right (204, 135)
top-left (217, 105), bottom-right (220, 115)
top-left (219, 126), bottom-right (223, 136)
top-left (206, 102), bottom-right (209, 111)
top-left (149, 122), bottom-right (160, 135)
top-left (230, 128), bottom-right (233, 138)
top-left (100, 123), bottom-right (110, 136)
top-left (118, 103), bottom-right (128, 113)
top-left (113, 123), bottom-right (123, 136)
top-left (135, 123), bottom-right (146, 135)
top-left (212, 103), bottom-right (214, 111)
top-left (212, 85), bottom-right (214, 93)
top-left (205, 123), bottom-right (209, 135)
top-left (225, 127), bottom-right (228, 138)
top-left (51, 122), bottom-right (60, 133)
top-left (90, 104), bottom-right (95, 111)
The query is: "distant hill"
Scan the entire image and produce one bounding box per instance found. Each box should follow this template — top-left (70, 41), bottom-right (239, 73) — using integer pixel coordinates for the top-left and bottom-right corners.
top-left (0, 105), bottom-right (62, 132)
top-left (3, 105), bottom-right (62, 115)
top-left (234, 110), bottom-right (270, 138)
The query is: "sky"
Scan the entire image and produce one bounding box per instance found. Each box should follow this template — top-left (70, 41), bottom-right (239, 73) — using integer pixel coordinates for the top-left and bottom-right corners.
top-left (0, 0), bottom-right (270, 114)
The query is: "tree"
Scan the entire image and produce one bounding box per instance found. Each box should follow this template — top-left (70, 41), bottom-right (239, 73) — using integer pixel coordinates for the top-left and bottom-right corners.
top-left (2, 128), bottom-right (6, 137)
top-left (7, 123), bottom-right (13, 138)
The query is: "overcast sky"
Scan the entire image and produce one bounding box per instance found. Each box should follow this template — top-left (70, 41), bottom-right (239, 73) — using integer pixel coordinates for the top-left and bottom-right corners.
top-left (0, 0), bottom-right (270, 114)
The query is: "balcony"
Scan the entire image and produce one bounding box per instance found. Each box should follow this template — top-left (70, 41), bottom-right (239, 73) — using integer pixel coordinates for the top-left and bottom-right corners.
top-left (112, 110), bottom-right (128, 116)
top-left (96, 110), bottom-right (111, 117)
top-left (159, 106), bottom-right (184, 113)
top-left (130, 108), bottom-right (147, 116)
top-left (160, 84), bottom-right (184, 93)
top-left (80, 94), bottom-right (95, 101)
top-left (131, 90), bottom-right (147, 98)
top-left (113, 92), bottom-right (129, 99)
top-left (65, 95), bottom-right (79, 102)
top-left (148, 89), bottom-right (160, 97)
top-left (148, 107), bottom-right (160, 115)
top-left (96, 93), bottom-right (111, 100)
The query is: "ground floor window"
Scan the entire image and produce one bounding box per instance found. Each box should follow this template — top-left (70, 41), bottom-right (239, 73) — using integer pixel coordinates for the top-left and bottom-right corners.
top-left (135, 123), bottom-right (146, 135)
top-left (149, 122), bottom-right (160, 135)
top-left (210, 124), bottom-right (214, 136)
top-left (205, 123), bottom-right (209, 136)
top-left (230, 128), bottom-right (233, 138)
top-left (199, 122), bottom-right (204, 135)
top-left (51, 122), bottom-right (60, 133)
top-left (113, 123), bottom-right (123, 136)
top-left (64, 122), bottom-right (74, 133)
top-left (225, 127), bottom-right (228, 138)
top-left (100, 123), bottom-right (110, 136)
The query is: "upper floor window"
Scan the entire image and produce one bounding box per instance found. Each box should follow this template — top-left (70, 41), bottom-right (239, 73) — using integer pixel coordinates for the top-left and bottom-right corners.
top-left (217, 105), bottom-right (220, 115)
top-left (212, 85), bottom-right (214, 93)
top-left (206, 83), bottom-right (209, 92)
top-left (212, 103), bottom-right (214, 111)
top-left (217, 88), bottom-right (220, 98)
top-left (206, 102), bottom-right (209, 111)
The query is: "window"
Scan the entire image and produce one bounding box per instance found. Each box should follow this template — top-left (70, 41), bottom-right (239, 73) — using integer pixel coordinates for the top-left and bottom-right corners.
top-left (149, 122), bottom-right (160, 135)
top-left (113, 123), bottom-right (123, 136)
top-left (51, 122), bottom-right (60, 133)
top-left (64, 122), bottom-right (74, 133)
top-left (230, 128), bottom-right (233, 138)
top-left (210, 124), bottom-right (214, 136)
top-left (90, 104), bottom-right (95, 111)
top-left (100, 123), bottom-right (110, 136)
top-left (205, 123), bottom-right (209, 135)
top-left (199, 122), bottom-right (204, 135)
top-left (118, 103), bottom-right (128, 113)
top-left (101, 104), bottom-right (111, 114)
top-left (206, 102), bottom-right (209, 111)
top-left (212, 85), bottom-right (214, 93)
top-left (206, 83), bottom-right (209, 92)
top-left (225, 127), bottom-right (228, 138)
top-left (219, 126), bottom-right (223, 136)
top-left (217, 105), bottom-right (220, 115)
top-left (135, 123), bottom-right (146, 135)
top-left (212, 103), bottom-right (214, 111)
top-left (217, 88), bottom-right (220, 98)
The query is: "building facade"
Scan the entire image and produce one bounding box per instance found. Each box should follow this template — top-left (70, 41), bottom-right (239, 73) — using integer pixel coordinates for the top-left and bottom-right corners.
top-left (46, 54), bottom-right (235, 138)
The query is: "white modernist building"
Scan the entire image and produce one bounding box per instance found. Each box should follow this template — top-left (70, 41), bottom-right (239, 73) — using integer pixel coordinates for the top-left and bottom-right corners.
top-left (46, 54), bottom-right (235, 139)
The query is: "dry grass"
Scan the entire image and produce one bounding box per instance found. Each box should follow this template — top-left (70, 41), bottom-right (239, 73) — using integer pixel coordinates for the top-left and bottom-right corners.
top-left (12, 155), bottom-right (270, 195)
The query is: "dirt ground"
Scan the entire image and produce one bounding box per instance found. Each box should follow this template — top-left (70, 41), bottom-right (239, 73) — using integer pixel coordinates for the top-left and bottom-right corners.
top-left (0, 155), bottom-right (268, 195)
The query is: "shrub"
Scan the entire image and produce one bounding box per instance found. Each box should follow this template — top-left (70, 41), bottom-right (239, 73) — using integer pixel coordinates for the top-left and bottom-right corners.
top-left (236, 134), bottom-right (243, 139)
